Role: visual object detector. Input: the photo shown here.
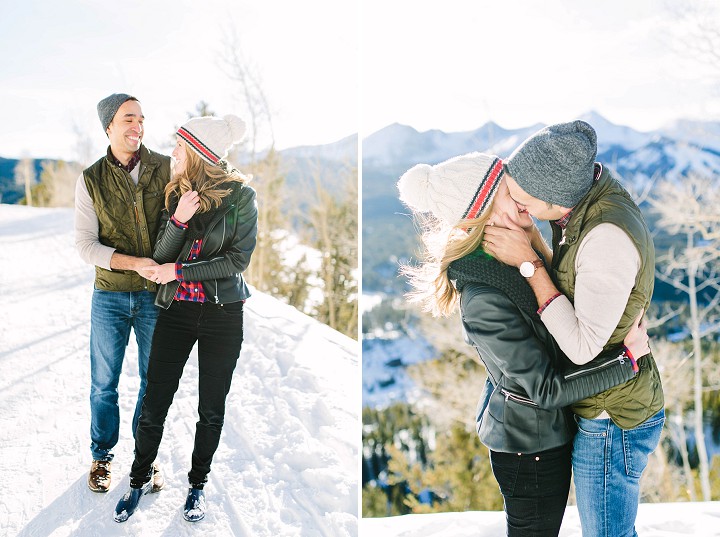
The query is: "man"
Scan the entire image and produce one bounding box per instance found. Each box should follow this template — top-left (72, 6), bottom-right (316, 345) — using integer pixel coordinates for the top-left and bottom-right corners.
top-left (483, 120), bottom-right (664, 537)
top-left (75, 93), bottom-right (170, 493)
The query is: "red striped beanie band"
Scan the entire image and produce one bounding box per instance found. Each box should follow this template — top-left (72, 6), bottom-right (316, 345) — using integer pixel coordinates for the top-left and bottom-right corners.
top-left (462, 157), bottom-right (503, 220)
top-left (177, 127), bottom-right (221, 165)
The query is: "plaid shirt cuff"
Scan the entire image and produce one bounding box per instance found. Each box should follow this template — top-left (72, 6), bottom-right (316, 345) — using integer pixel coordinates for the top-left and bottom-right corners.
top-left (170, 215), bottom-right (189, 229)
top-left (175, 263), bottom-right (183, 281)
top-left (537, 292), bottom-right (563, 315)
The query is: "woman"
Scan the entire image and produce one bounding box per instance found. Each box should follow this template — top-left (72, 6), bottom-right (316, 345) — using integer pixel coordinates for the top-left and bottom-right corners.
top-left (114, 114), bottom-right (257, 523)
top-left (397, 152), bottom-right (647, 536)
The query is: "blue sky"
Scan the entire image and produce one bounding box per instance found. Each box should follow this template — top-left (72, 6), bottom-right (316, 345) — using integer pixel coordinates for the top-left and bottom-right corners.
top-left (361, 0), bottom-right (720, 136)
top-left (0, 0), bottom-right (358, 160)
top-left (2, 0), bottom-right (718, 162)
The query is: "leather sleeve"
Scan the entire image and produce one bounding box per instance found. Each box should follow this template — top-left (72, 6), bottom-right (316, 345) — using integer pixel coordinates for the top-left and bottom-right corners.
top-left (178, 186), bottom-right (258, 281)
top-left (152, 210), bottom-right (187, 263)
top-left (461, 284), bottom-right (636, 410)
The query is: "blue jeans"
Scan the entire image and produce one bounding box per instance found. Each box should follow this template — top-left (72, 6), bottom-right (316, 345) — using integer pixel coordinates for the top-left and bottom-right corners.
top-left (89, 289), bottom-right (159, 461)
top-left (572, 408), bottom-right (665, 537)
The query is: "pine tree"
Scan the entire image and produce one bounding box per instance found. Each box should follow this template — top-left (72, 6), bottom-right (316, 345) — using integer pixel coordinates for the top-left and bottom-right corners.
top-left (308, 166), bottom-right (358, 339)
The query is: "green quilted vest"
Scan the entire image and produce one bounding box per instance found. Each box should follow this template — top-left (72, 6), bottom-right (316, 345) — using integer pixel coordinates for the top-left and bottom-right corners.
top-left (83, 145), bottom-right (170, 292)
top-left (550, 166), bottom-right (664, 429)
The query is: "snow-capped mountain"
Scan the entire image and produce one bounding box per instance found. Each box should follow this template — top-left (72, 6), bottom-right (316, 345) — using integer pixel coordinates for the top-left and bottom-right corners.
top-left (362, 112), bottom-right (720, 186)
top-left (280, 133), bottom-right (357, 163)
top-left (362, 122), bottom-right (544, 170)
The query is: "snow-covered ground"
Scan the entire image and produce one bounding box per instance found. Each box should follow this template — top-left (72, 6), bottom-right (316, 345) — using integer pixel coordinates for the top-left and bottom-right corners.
top-left (361, 501), bottom-right (720, 536)
top-left (0, 204), bottom-right (359, 536)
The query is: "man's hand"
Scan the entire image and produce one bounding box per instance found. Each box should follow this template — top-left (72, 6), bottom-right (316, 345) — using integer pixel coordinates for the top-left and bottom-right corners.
top-left (174, 190), bottom-right (200, 224)
top-left (482, 213), bottom-right (536, 268)
top-left (135, 258), bottom-right (159, 280)
top-left (110, 253), bottom-right (158, 275)
top-left (143, 263), bottom-right (177, 285)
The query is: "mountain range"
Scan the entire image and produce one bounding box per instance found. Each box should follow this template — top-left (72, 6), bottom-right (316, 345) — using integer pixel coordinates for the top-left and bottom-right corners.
top-left (0, 134), bottom-right (358, 205)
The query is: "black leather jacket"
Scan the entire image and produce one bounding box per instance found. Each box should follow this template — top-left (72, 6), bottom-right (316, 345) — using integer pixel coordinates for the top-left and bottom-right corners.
top-left (153, 183), bottom-right (257, 309)
top-left (460, 282), bottom-right (636, 454)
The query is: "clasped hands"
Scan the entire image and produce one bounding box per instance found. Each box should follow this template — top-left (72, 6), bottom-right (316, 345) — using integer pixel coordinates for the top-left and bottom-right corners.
top-left (135, 260), bottom-right (175, 284)
top-left (135, 191), bottom-right (201, 285)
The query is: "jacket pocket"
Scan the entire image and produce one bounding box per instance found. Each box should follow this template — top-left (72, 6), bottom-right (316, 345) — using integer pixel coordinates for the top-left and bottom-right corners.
top-left (500, 388), bottom-right (539, 407)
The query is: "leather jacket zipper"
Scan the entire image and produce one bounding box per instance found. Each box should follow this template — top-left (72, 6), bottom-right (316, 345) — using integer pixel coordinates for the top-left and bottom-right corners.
top-left (564, 353), bottom-right (626, 380)
top-left (190, 204), bottom-right (233, 304)
top-left (500, 388), bottom-right (538, 407)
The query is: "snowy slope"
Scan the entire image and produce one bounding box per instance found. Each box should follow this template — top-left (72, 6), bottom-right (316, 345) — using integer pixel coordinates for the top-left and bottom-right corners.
top-left (0, 204), bottom-right (358, 537)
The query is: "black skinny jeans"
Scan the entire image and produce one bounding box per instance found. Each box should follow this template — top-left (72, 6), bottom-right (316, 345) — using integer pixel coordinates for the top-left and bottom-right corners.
top-left (490, 442), bottom-right (572, 537)
top-left (130, 299), bottom-right (244, 488)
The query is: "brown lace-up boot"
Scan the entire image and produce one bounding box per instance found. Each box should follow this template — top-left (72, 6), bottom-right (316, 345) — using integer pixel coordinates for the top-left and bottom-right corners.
top-left (88, 460), bottom-right (111, 493)
top-left (151, 462), bottom-right (165, 493)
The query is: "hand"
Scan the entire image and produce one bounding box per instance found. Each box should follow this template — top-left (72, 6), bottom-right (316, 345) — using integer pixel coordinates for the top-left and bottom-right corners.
top-left (135, 258), bottom-right (158, 279)
top-left (143, 263), bottom-right (177, 285)
top-left (174, 190), bottom-right (200, 223)
top-left (623, 311), bottom-right (649, 359)
top-left (482, 213), bottom-right (535, 268)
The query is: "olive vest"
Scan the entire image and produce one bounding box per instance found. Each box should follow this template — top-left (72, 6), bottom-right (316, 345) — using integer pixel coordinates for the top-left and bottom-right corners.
top-left (83, 145), bottom-right (170, 292)
top-left (550, 165), bottom-right (664, 429)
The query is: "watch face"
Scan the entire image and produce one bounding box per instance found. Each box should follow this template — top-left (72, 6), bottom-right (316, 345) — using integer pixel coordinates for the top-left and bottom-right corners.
top-left (520, 261), bottom-right (535, 278)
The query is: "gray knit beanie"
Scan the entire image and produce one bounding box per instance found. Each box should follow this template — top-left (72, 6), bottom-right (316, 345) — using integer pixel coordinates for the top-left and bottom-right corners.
top-left (505, 120), bottom-right (597, 207)
top-left (97, 93), bottom-right (137, 131)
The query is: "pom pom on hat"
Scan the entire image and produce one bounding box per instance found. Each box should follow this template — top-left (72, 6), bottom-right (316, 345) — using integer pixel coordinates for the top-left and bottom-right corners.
top-left (177, 114), bottom-right (247, 166)
top-left (397, 163), bottom-right (435, 213)
top-left (397, 152), bottom-right (504, 226)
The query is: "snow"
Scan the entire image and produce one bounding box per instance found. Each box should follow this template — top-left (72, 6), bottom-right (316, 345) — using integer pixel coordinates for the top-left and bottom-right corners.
top-left (0, 204), bottom-right (358, 536)
top-left (360, 501), bottom-right (720, 536)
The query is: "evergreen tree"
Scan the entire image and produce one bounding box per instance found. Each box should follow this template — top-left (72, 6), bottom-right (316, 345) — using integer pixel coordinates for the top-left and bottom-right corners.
top-left (308, 166), bottom-right (358, 339)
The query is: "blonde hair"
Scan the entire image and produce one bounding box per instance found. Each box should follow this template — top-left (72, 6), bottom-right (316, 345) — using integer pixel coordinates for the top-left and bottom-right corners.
top-left (401, 197), bottom-right (551, 317)
top-left (165, 139), bottom-right (250, 213)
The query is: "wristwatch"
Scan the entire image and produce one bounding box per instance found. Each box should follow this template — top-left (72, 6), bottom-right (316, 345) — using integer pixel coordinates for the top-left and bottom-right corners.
top-left (519, 259), bottom-right (544, 278)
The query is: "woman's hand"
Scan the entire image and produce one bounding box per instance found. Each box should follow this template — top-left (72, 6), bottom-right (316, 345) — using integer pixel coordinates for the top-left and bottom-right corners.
top-left (624, 311), bottom-right (650, 359)
top-left (143, 263), bottom-right (177, 285)
top-left (174, 190), bottom-right (200, 223)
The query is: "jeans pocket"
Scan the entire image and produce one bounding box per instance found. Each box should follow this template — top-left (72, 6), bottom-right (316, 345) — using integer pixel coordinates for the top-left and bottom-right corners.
top-left (216, 301), bottom-right (244, 316)
top-left (490, 451), bottom-right (520, 497)
top-left (574, 414), bottom-right (609, 438)
top-left (623, 409), bottom-right (665, 478)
